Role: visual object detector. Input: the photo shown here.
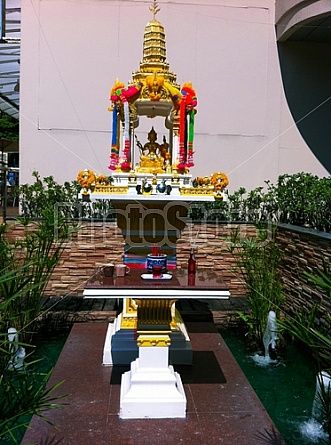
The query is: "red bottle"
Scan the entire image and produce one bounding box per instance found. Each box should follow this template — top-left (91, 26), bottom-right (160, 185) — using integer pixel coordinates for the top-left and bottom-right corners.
top-left (188, 248), bottom-right (196, 274)
top-left (188, 272), bottom-right (196, 287)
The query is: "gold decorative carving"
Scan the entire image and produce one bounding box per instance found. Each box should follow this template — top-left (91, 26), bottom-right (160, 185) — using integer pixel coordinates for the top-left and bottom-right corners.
top-left (125, 298), bottom-right (138, 314)
top-left (170, 307), bottom-right (185, 330)
top-left (120, 317), bottom-right (137, 330)
top-left (137, 334), bottom-right (171, 347)
top-left (179, 187), bottom-right (214, 196)
top-left (135, 298), bottom-right (176, 326)
top-left (93, 185), bottom-right (128, 194)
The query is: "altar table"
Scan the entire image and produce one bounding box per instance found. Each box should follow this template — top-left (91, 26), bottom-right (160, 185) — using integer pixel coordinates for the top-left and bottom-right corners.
top-left (83, 268), bottom-right (230, 299)
top-left (83, 268), bottom-right (230, 419)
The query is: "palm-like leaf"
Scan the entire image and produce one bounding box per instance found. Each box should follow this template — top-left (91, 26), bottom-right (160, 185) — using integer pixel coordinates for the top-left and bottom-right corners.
top-left (255, 426), bottom-right (286, 444)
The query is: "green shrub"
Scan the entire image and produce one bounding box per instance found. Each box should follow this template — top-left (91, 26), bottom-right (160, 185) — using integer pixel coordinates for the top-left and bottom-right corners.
top-left (19, 171), bottom-right (115, 220)
top-left (188, 172), bottom-right (331, 232)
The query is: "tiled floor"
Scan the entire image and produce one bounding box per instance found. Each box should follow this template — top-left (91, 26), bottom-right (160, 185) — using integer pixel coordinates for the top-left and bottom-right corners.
top-left (22, 322), bottom-right (281, 445)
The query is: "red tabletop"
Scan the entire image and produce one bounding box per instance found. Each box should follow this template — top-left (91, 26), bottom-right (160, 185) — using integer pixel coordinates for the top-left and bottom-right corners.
top-left (83, 268), bottom-right (230, 299)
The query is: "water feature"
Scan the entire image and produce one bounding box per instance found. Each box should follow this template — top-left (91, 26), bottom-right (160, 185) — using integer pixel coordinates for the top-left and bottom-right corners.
top-left (299, 418), bottom-right (329, 443)
top-left (252, 310), bottom-right (279, 367)
top-left (299, 371), bottom-right (331, 443)
top-left (263, 310), bottom-right (278, 360)
top-left (222, 329), bottom-right (329, 445)
top-left (7, 327), bottom-right (26, 371)
top-left (312, 371), bottom-right (331, 423)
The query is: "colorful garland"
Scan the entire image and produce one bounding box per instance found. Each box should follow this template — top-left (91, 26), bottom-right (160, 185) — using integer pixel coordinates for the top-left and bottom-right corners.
top-left (177, 94), bottom-right (187, 170)
top-left (109, 107), bottom-right (119, 170)
top-left (108, 79), bottom-right (198, 173)
top-left (177, 83), bottom-right (197, 170)
top-left (186, 109), bottom-right (195, 168)
top-left (108, 80), bottom-right (143, 172)
top-left (121, 100), bottom-right (131, 170)
top-left (164, 82), bottom-right (181, 107)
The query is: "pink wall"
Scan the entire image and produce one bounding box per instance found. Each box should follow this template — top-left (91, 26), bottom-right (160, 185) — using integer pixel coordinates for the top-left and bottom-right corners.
top-left (19, 0), bottom-right (329, 194)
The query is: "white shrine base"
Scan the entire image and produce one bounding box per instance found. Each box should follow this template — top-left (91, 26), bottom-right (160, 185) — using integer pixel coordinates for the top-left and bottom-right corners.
top-left (119, 344), bottom-right (186, 419)
top-left (103, 317), bottom-right (120, 365)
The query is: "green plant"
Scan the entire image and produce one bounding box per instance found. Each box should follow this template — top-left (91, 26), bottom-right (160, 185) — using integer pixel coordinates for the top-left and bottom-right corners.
top-left (246, 173), bottom-right (331, 231)
top-left (0, 113), bottom-right (19, 141)
top-left (315, 371), bottom-right (331, 443)
top-left (0, 268), bottom-right (66, 445)
top-left (19, 171), bottom-right (82, 219)
top-left (279, 259), bottom-right (331, 368)
top-left (18, 171), bottom-right (116, 221)
top-left (0, 368), bottom-right (66, 444)
top-left (255, 426), bottom-right (286, 444)
top-left (227, 187), bottom-right (247, 221)
top-left (306, 258), bottom-right (331, 299)
top-left (1, 173), bottom-right (81, 341)
top-left (0, 213), bottom-right (77, 341)
top-left (229, 226), bottom-right (284, 345)
top-left (277, 259), bottom-right (331, 444)
top-left (278, 290), bottom-right (331, 444)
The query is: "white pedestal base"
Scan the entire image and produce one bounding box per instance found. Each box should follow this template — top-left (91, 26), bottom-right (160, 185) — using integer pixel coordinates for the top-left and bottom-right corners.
top-left (120, 345), bottom-right (186, 419)
top-left (103, 316), bottom-right (122, 365)
top-left (103, 322), bottom-right (115, 365)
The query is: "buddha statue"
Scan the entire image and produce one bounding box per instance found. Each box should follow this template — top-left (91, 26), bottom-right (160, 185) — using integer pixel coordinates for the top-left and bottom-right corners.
top-left (137, 127), bottom-right (165, 173)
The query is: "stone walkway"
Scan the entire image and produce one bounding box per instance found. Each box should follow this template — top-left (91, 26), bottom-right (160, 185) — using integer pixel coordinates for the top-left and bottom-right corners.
top-left (22, 321), bottom-right (282, 445)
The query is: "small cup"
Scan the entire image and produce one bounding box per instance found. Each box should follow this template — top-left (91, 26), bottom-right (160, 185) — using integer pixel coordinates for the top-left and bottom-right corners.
top-left (146, 253), bottom-right (167, 272)
top-left (152, 263), bottom-right (163, 279)
top-left (103, 263), bottom-right (114, 277)
top-left (115, 264), bottom-right (130, 277)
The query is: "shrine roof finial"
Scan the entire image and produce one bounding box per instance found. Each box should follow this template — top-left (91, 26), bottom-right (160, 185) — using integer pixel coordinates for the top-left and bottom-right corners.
top-left (149, 0), bottom-right (160, 20)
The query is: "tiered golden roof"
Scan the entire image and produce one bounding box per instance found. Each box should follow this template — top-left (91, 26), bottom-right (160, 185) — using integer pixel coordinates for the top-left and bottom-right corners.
top-left (130, 0), bottom-right (180, 120)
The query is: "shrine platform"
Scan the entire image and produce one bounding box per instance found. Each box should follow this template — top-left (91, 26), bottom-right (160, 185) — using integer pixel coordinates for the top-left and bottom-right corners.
top-left (22, 321), bottom-right (280, 445)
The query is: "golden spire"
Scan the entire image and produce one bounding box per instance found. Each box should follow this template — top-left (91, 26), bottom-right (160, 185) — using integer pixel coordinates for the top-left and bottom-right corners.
top-left (149, 0), bottom-right (160, 20)
top-left (131, 0), bottom-right (179, 87)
